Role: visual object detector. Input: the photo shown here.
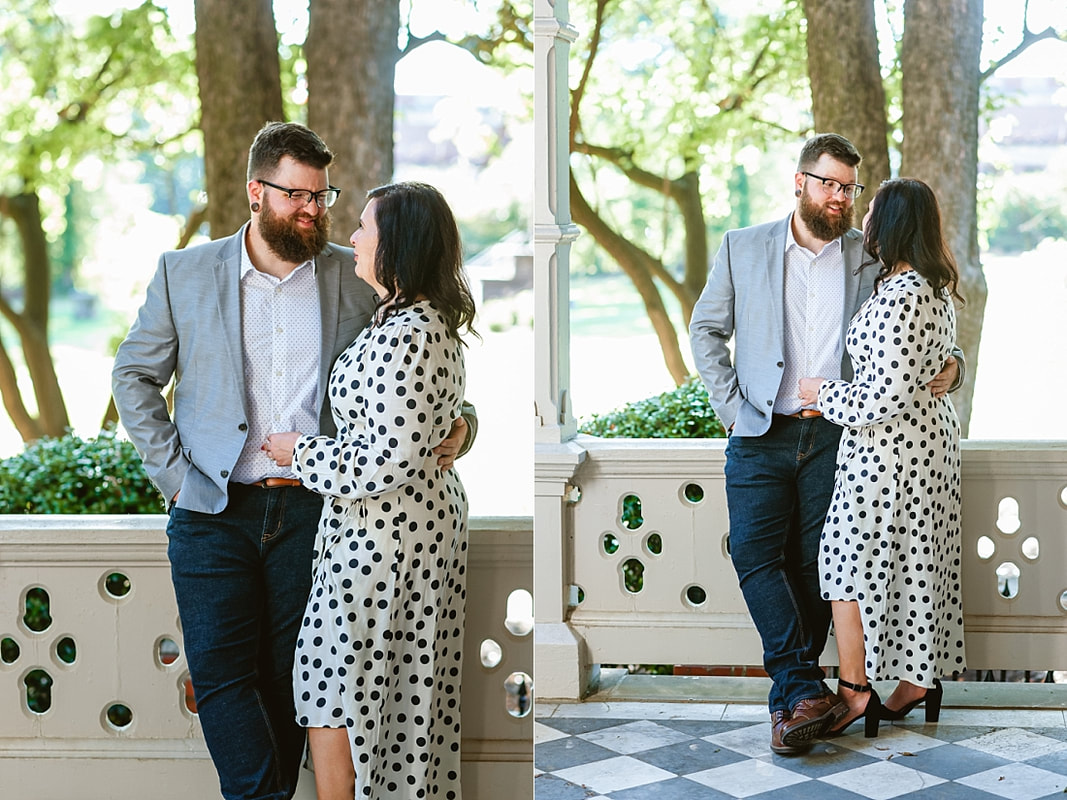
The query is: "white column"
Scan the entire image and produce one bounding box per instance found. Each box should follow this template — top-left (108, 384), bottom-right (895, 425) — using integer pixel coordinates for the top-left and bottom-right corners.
top-left (533, 0), bottom-right (579, 445)
top-left (532, 0), bottom-right (595, 700)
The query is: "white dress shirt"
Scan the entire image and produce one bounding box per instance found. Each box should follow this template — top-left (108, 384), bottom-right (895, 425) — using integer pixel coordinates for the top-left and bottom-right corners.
top-left (230, 239), bottom-right (321, 483)
top-left (774, 221), bottom-right (846, 415)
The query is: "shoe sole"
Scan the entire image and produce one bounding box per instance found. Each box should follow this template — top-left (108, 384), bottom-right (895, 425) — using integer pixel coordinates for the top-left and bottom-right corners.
top-left (779, 713), bottom-right (837, 747)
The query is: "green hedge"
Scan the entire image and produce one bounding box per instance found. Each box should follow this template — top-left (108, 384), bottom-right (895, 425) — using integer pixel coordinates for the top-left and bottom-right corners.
top-left (579, 375), bottom-right (727, 439)
top-left (0, 427), bottom-right (162, 514)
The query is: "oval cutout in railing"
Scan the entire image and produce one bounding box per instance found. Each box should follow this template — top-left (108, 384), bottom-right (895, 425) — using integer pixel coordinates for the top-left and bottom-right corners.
top-left (683, 483), bottom-right (704, 503)
top-left (181, 673), bottom-right (198, 714)
top-left (684, 585), bottom-right (707, 607)
top-left (645, 532), bottom-right (663, 556)
top-left (1060, 590), bottom-right (1067, 613)
top-left (157, 637), bottom-right (180, 667)
top-left (976, 535), bottom-right (995, 560)
top-left (622, 558), bottom-right (644, 593)
top-left (504, 671), bottom-right (532, 718)
top-left (996, 562), bottom-right (1021, 599)
top-left (1, 636), bottom-right (19, 665)
top-left (1021, 537), bottom-right (1040, 561)
top-left (24, 587), bottom-right (52, 633)
top-left (55, 636), bottom-right (76, 665)
top-left (25, 668), bottom-right (52, 713)
top-left (602, 532), bottom-right (619, 555)
top-left (480, 638), bottom-right (503, 669)
top-left (106, 703), bottom-right (133, 731)
top-left (104, 572), bottom-right (132, 599)
top-left (996, 497), bottom-right (1021, 535)
top-left (504, 589), bottom-right (533, 637)
top-left (620, 494), bottom-right (643, 530)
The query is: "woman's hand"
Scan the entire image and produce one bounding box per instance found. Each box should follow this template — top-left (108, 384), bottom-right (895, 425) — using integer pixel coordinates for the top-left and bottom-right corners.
top-left (797, 377), bottom-right (825, 408)
top-left (263, 432), bottom-right (301, 467)
top-left (433, 417), bottom-right (467, 471)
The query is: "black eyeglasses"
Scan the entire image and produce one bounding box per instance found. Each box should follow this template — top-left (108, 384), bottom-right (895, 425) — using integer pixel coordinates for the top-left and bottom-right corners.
top-left (801, 172), bottom-right (865, 200)
top-left (256, 179), bottom-right (341, 209)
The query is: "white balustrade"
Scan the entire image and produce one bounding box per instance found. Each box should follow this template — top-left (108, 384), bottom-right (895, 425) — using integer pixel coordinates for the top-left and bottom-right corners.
top-left (535, 436), bottom-right (1067, 699)
top-left (0, 514), bottom-right (532, 799)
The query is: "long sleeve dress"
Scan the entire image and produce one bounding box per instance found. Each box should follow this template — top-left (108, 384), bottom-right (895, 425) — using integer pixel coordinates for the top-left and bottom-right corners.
top-left (291, 302), bottom-right (468, 800)
top-left (816, 269), bottom-right (966, 689)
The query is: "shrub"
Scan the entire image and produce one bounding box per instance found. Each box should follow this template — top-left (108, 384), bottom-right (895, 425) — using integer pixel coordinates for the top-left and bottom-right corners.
top-left (579, 375), bottom-right (727, 439)
top-left (0, 427), bottom-right (162, 514)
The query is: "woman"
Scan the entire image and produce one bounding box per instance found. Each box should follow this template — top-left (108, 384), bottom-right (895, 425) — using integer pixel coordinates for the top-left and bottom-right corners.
top-left (798, 178), bottom-right (966, 738)
top-left (265, 181), bottom-right (476, 798)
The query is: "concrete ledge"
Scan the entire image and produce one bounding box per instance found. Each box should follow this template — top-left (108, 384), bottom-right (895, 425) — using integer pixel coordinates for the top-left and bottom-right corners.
top-left (578, 670), bottom-right (1067, 710)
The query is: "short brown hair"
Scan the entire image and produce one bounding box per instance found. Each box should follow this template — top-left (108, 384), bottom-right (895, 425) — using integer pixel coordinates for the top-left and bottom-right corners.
top-left (247, 122), bottom-right (333, 181)
top-left (797, 133), bottom-right (861, 172)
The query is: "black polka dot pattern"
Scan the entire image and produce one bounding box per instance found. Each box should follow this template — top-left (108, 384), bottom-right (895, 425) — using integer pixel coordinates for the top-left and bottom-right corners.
top-left (291, 303), bottom-right (468, 799)
top-left (817, 271), bottom-right (965, 688)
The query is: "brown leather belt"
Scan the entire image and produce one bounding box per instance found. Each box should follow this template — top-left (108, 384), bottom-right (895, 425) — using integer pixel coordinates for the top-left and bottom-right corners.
top-left (251, 477), bottom-right (303, 488)
top-left (783, 409), bottom-right (822, 419)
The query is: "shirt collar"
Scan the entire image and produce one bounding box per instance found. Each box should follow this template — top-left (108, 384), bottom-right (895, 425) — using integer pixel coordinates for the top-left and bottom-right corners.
top-left (240, 223), bottom-right (316, 280)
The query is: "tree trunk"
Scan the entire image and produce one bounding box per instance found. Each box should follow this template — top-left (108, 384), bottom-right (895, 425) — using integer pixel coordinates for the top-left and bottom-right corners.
top-left (901, 0), bottom-right (984, 435)
top-left (802, 0), bottom-right (890, 223)
top-left (0, 191), bottom-right (70, 439)
top-left (194, 0), bottom-right (284, 239)
top-left (306, 0), bottom-right (399, 238)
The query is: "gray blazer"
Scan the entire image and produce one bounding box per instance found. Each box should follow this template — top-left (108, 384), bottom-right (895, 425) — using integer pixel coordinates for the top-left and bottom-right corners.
top-left (689, 215), bottom-right (876, 438)
top-left (112, 227), bottom-right (378, 513)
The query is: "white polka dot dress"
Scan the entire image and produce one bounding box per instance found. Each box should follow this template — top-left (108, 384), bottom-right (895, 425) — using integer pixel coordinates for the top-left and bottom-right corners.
top-left (817, 270), bottom-right (965, 689)
top-left (291, 303), bottom-right (468, 800)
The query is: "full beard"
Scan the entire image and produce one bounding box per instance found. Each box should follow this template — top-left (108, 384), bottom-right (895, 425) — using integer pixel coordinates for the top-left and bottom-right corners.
top-left (258, 202), bottom-right (331, 264)
top-left (799, 189), bottom-right (853, 241)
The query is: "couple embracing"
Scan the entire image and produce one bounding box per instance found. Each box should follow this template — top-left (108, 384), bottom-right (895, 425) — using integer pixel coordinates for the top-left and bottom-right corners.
top-left (690, 133), bottom-right (967, 754)
top-left (113, 122), bottom-right (476, 799)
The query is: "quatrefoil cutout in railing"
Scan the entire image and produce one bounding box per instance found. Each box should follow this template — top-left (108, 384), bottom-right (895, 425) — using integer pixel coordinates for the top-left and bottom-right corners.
top-left (984, 495), bottom-right (1053, 603)
top-left (6, 573), bottom-right (173, 730)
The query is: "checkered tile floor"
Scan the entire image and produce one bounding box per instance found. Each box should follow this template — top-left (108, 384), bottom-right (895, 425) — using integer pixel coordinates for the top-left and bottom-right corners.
top-left (535, 700), bottom-right (1067, 800)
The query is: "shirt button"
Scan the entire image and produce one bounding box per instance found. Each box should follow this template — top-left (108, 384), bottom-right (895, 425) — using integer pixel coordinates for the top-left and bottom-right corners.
top-left (238, 423), bottom-right (248, 432)
top-left (220, 470), bottom-right (229, 478)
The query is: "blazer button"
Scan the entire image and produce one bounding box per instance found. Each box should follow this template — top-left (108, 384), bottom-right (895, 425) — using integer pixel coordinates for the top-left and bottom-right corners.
top-left (777, 361), bottom-right (784, 368)
top-left (238, 423), bottom-right (248, 431)
top-left (220, 470), bottom-right (229, 478)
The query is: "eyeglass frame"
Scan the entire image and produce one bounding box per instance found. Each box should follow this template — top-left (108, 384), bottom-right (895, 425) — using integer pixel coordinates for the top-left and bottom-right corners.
top-left (255, 178), bottom-right (342, 209)
top-left (800, 171), bottom-right (865, 200)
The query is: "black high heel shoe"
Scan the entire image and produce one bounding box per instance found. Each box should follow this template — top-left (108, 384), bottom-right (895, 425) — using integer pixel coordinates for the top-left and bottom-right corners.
top-left (827, 679), bottom-right (882, 739)
top-left (880, 678), bottom-right (943, 723)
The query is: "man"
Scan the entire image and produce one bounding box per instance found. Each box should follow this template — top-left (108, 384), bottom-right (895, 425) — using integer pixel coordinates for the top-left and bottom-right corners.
top-left (112, 122), bottom-right (473, 799)
top-left (689, 133), bottom-right (961, 754)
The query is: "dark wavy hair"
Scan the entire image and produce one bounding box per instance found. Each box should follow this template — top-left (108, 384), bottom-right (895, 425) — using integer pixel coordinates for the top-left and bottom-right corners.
top-left (366, 181), bottom-right (478, 340)
top-left (863, 178), bottom-right (964, 305)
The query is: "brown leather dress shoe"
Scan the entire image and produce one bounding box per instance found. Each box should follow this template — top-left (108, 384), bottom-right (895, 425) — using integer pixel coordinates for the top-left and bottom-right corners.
top-left (769, 710), bottom-right (809, 755)
top-left (779, 694), bottom-right (848, 748)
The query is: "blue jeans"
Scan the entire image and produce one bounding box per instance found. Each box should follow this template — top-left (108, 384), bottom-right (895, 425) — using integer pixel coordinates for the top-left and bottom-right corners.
top-left (167, 484), bottom-right (323, 800)
top-left (724, 415), bottom-right (841, 713)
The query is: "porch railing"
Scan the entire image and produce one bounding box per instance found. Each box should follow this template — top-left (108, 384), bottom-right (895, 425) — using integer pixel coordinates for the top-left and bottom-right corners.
top-left (535, 437), bottom-right (1067, 699)
top-left (0, 514), bottom-right (532, 799)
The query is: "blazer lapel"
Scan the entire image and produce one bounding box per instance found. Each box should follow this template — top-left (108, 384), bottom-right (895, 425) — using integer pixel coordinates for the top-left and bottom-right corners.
top-left (315, 247), bottom-right (341, 416)
top-left (212, 231), bottom-right (247, 404)
top-left (766, 216), bottom-right (789, 350)
top-left (841, 227), bottom-right (866, 334)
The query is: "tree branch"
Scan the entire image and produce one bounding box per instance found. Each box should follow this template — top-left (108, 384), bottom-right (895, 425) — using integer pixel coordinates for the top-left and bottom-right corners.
top-left (571, 0), bottom-right (610, 144)
top-left (982, 25), bottom-right (1066, 83)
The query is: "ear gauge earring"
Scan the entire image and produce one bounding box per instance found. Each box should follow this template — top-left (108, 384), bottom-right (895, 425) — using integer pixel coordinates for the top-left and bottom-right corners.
top-left (795, 189), bottom-right (802, 197)
top-left (251, 202), bottom-right (260, 212)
